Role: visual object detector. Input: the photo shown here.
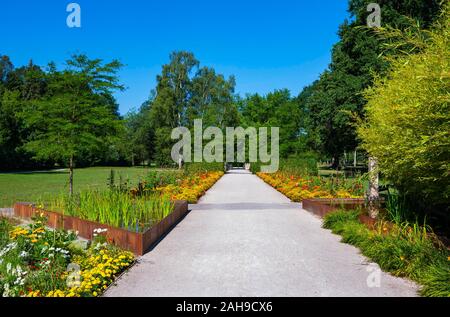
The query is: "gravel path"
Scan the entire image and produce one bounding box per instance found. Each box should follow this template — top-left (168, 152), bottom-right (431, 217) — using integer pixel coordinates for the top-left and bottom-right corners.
top-left (105, 170), bottom-right (418, 297)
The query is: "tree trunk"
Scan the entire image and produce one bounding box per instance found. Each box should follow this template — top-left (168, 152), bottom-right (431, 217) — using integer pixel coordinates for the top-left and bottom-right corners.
top-left (69, 155), bottom-right (74, 196)
top-left (331, 155), bottom-right (340, 170)
top-left (354, 150), bottom-right (357, 167)
top-left (368, 156), bottom-right (380, 219)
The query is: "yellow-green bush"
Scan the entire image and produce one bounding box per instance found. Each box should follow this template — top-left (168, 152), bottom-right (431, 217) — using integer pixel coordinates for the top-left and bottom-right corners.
top-left (358, 6), bottom-right (449, 213)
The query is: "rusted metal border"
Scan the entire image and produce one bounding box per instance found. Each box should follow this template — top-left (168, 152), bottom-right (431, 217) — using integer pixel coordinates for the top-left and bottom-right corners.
top-left (13, 201), bottom-right (188, 256)
top-left (302, 198), bottom-right (385, 229)
top-left (302, 198), bottom-right (366, 218)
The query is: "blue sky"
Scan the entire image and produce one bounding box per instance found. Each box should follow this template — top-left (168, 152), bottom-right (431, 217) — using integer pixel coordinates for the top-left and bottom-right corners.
top-left (1, 0), bottom-right (350, 114)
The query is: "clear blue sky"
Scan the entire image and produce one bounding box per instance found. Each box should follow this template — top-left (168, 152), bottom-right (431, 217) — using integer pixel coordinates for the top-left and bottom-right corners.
top-left (1, 0), bottom-right (350, 114)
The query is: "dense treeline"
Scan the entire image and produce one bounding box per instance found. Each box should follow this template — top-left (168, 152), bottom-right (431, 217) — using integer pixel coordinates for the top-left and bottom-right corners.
top-left (123, 52), bottom-right (240, 167)
top-left (0, 0), bottom-right (447, 222)
top-left (298, 0), bottom-right (443, 168)
top-left (0, 0), bottom-right (442, 171)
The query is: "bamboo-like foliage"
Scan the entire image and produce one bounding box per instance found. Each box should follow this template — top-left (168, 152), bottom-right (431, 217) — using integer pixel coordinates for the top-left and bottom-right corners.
top-left (358, 5), bottom-right (450, 211)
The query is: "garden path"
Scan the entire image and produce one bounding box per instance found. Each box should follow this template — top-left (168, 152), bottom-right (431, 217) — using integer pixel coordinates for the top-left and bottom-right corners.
top-left (105, 169), bottom-right (418, 297)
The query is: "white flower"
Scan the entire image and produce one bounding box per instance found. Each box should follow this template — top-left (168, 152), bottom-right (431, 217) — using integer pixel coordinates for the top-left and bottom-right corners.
top-left (93, 228), bottom-right (108, 234)
top-left (3, 283), bottom-right (10, 297)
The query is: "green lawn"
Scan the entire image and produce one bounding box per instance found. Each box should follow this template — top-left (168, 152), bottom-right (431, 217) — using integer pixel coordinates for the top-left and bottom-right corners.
top-left (0, 167), bottom-right (159, 207)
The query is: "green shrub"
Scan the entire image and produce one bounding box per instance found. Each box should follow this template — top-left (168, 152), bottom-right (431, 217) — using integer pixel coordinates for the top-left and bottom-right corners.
top-left (420, 262), bottom-right (450, 297)
top-left (280, 154), bottom-right (318, 176)
top-left (144, 170), bottom-right (183, 190)
top-left (358, 7), bottom-right (450, 218)
top-left (323, 210), bottom-right (450, 297)
top-left (250, 154), bottom-right (319, 175)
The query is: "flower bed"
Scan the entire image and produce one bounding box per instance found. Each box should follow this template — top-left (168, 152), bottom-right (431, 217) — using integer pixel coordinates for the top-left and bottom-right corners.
top-left (14, 200), bottom-right (188, 256)
top-left (257, 172), bottom-right (364, 202)
top-left (153, 171), bottom-right (224, 203)
top-left (0, 215), bottom-right (134, 297)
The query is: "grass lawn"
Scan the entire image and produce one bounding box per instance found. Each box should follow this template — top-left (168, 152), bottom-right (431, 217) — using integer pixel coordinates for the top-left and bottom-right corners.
top-left (0, 166), bottom-right (161, 207)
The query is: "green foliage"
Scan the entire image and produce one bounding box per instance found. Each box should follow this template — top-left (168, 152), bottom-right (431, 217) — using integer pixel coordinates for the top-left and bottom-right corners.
top-left (279, 154), bottom-right (319, 176)
top-left (298, 0), bottom-right (443, 166)
top-left (324, 209), bottom-right (450, 297)
top-left (0, 166), bottom-right (153, 208)
top-left (420, 262), bottom-right (450, 297)
top-left (18, 55), bottom-right (124, 193)
top-left (21, 55), bottom-right (123, 164)
top-left (0, 216), bottom-right (78, 296)
top-left (0, 59), bottom-right (48, 170)
top-left (0, 216), bottom-right (134, 297)
top-left (0, 217), bottom-right (13, 248)
top-left (385, 188), bottom-right (409, 224)
top-left (358, 7), bottom-right (450, 217)
top-left (144, 170), bottom-right (183, 190)
top-left (239, 89), bottom-right (307, 158)
top-left (145, 51), bottom-right (239, 166)
top-left (46, 190), bottom-right (174, 232)
top-left (184, 162), bottom-right (224, 175)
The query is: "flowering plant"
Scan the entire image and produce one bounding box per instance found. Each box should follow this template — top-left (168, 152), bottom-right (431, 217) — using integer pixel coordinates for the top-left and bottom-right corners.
top-left (257, 172), bottom-right (364, 202)
top-left (0, 216), bottom-right (134, 298)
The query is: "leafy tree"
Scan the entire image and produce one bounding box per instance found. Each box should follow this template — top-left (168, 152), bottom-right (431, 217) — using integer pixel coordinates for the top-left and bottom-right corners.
top-left (300, 0), bottom-right (443, 168)
top-left (189, 67), bottom-right (238, 129)
top-left (0, 58), bottom-right (49, 170)
top-left (240, 89), bottom-right (305, 158)
top-left (358, 6), bottom-right (449, 219)
top-left (148, 51), bottom-right (238, 166)
top-left (21, 55), bottom-right (124, 194)
top-left (120, 98), bottom-right (155, 166)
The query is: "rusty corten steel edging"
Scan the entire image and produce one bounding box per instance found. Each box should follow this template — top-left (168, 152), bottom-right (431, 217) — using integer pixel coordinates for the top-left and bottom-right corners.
top-left (13, 200), bottom-right (189, 256)
top-left (358, 214), bottom-right (377, 229)
top-left (302, 198), bottom-right (366, 218)
top-left (140, 200), bottom-right (188, 255)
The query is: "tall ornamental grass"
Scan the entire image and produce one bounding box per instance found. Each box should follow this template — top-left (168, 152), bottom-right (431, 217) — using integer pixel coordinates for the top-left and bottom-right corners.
top-left (45, 191), bottom-right (174, 232)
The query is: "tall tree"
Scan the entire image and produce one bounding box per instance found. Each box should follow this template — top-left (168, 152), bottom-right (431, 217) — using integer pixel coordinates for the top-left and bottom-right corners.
top-left (300, 0), bottom-right (443, 168)
top-left (148, 51), bottom-right (238, 166)
top-left (21, 55), bottom-right (124, 194)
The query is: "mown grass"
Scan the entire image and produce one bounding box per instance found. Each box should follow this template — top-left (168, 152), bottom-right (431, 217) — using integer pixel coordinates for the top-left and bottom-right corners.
top-left (0, 167), bottom-right (171, 207)
top-left (323, 210), bottom-right (450, 297)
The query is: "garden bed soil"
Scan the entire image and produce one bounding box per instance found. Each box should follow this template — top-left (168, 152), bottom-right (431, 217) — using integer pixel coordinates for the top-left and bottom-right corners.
top-left (13, 201), bottom-right (188, 256)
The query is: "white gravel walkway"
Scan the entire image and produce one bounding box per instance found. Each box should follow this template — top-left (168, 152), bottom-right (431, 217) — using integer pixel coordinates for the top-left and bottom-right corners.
top-left (105, 170), bottom-right (418, 297)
